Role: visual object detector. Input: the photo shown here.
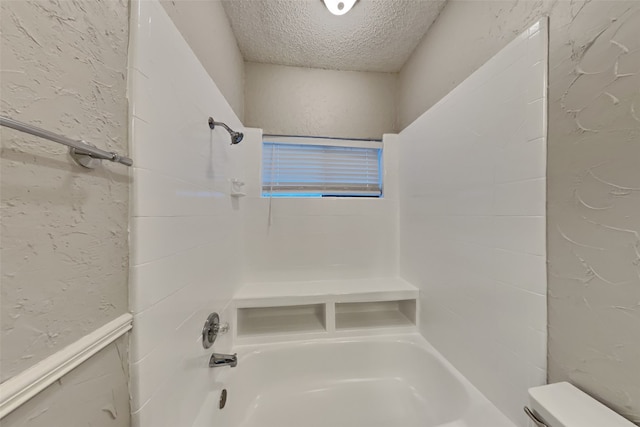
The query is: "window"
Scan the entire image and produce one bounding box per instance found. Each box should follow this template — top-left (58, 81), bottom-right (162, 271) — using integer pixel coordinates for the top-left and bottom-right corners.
top-left (262, 137), bottom-right (383, 198)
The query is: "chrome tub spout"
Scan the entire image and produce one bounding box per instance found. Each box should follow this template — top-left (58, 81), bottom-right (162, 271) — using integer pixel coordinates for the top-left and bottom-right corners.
top-left (209, 353), bottom-right (237, 368)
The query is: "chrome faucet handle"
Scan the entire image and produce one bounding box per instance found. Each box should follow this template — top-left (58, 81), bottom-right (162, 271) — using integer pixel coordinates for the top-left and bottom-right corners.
top-left (202, 313), bottom-right (231, 349)
top-left (218, 322), bottom-right (230, 334)
top-left (202, 312), bottom-right (220, 349)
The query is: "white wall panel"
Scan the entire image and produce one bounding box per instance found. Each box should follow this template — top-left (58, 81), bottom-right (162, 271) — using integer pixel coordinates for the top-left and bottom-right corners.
top-left (128, 1), bottom-right (244, 426)
top-left (240, 134), bottom-right (399, 284)
top-left (399, 21), bottom-right (548, 426)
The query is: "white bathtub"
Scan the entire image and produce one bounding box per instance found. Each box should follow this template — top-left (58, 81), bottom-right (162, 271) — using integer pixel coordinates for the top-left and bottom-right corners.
top-left (194, 334), bottom-right (515, 427)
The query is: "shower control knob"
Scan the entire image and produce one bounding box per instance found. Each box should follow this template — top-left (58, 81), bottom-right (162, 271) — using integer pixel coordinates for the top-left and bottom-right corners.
top-left (202, 312), bottom-right (220, 349)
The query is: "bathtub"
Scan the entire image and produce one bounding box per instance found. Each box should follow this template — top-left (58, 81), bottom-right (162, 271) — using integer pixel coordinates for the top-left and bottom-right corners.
top-left (194, 334), bottom-right (515, 427)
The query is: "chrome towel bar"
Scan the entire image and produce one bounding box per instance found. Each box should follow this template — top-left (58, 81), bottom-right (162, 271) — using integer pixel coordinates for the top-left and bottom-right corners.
top-left (0, 115), bottom-right (133, 168)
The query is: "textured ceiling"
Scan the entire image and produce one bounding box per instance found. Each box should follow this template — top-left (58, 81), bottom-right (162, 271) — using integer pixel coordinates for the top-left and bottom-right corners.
top-left (221, 0), bottom-right (447, 73)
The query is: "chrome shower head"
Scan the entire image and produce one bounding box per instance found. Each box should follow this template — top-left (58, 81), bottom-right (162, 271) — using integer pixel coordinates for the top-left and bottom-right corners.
top-left (208, 117), bottom-right (243, 145)
top-left (230, 131), bottom-right (244, 145)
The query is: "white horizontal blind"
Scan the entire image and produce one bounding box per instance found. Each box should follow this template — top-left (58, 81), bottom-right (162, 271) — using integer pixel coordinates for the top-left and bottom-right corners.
top-left (263, 141), bottom-right (382, 197)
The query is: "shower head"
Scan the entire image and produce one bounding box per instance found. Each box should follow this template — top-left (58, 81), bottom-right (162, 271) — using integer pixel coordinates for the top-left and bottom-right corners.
top-left (208, 117), bottom-right (243, 145)
top-left (230, 131), bottom-right (244, 145)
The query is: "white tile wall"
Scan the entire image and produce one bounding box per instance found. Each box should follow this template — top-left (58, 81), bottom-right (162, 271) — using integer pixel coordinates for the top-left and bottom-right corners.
top-left (128, 1), bottom-right (244, 426)
top-left (398, 21), bottom-right (548, 426)
top-left (239, 134), bottom-right (399, 283)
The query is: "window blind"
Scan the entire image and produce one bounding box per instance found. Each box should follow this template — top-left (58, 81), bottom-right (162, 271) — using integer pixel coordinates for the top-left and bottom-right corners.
top-left (262, 141), bottom-right (382, 197)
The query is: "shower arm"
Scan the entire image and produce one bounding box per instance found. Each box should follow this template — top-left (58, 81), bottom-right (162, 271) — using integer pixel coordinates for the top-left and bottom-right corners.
top-left (208, 117), bottom-right (244, 145)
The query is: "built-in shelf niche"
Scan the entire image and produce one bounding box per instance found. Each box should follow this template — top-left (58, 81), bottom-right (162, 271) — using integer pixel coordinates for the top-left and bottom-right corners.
top-left (237, 304), bottom-right (326, 337)
top-left (233, 279), bottom-right (419, 343)
top-left (335, 300), bottom-right (416, 330)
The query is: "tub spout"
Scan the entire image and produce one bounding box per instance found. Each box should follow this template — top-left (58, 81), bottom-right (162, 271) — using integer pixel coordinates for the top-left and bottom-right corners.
top-left (209, 352), bottom-right (237, 368)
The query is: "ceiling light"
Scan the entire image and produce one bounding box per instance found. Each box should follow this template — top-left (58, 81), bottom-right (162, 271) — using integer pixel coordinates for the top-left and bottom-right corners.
top-left (323, 0), bottom-right (357, 16)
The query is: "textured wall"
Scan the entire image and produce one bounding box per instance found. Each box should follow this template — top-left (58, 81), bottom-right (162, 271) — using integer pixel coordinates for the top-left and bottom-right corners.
top-left (1, 0), bottom-right (129, 381)
top-left (0, 0), bottom-right (130, 423)
top-left (245, 62), bottom-right (397, 139)
top-left (1, 338), bottom-right (130, 427)
top-left (398, 0), bottom-right (640, 422)
top-left (160, 0), bottom-right (245, 120)
top-left (546, 3), bottom-right (640, 423)
top-left (399, 23), bottom-right (547, 425)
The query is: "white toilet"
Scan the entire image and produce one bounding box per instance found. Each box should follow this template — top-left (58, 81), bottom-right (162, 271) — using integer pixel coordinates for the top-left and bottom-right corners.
top-left (526, 382), bottom-right (636, 427)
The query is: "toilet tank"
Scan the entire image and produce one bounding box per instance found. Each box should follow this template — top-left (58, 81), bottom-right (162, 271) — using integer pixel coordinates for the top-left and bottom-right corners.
top-left (527, 382), bottom-right (635, 427)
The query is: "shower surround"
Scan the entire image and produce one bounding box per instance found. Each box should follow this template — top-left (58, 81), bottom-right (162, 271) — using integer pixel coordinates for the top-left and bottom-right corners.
top-left (128, 1), bottom-right (548, 425)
